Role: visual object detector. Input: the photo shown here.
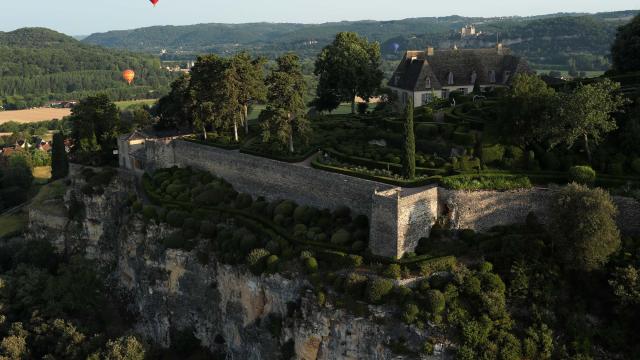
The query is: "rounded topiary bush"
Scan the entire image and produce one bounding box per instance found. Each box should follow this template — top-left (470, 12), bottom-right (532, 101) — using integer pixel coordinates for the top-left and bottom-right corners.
top-left (569, 165), bottom-right (596, 185)
top-left (274, 201), bottom-right (296, 217)
top-left (351, 240), bottom-right (366, 252)
top-left (265, 240), bottom-right (281, 256)
top-left (305, 257), bottom-right (319, 274)
top-left (330, 229), bottom-right (351, 245)
top-left (367, 278), bottom-right (394, 304)
top-left (200, 221), bottom-right (217, 238)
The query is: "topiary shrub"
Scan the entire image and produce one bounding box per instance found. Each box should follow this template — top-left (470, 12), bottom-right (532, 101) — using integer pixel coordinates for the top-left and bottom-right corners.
top-left (425, 289), bottom-right (446, 314)
top-left (416, 123), bottom-right (439, 139)
top-left (479, 261), bottom-right (494, 273)
top-left (200, 221), bottom-right (217, 238)
top-left (383, 264), bottom-right (402, 280)
top-left (265, 240), bottom-right (281, 256)
top-left (351, 241), bottom-right (366, 252)
top-left (316, 291), bottom-right (326, 307)
top-left (194, 188), bottom-right (227, 206)
top-left (333, 206), bottom-right (351, 219)
top-left (274, 201), bottom-right (296, 217)
top-left (305, 257), bottom-right (319, 274)
top-left (330, 229), bottom-right (351, 245)
top-left (299, 250), bottom-right (313, 260)
top-left (142, 205), bottom-right (158, 221)
top-left (166, 210), bottom-right (190, 228)
top-left (569, 165), bottom-right (596, 185)
top-left (348, 255), bottom-right (363, 268)
top-left (247, 248), bottom-right (270, 274)
top-left (367, 278), bottom-right (394, 304)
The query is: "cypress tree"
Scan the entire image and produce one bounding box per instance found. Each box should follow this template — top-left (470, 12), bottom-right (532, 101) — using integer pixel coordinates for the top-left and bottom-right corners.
top-left (403, 99), bottom-right (416, 179)
top-left (51, 132), bottom-right (69, 180)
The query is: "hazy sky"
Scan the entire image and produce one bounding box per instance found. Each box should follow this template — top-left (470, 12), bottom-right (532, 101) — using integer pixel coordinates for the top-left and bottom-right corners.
top-left (1, 0), bottom-right (637, 35)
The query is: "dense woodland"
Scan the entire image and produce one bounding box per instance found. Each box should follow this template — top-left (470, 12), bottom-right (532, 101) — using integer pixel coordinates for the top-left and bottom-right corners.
top-left (0, 28), bottom-right (177, 109)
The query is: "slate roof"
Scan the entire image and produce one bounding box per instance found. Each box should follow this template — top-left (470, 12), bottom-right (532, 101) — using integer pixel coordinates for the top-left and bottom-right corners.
top-left (389, 46), bottom-right (532, 91)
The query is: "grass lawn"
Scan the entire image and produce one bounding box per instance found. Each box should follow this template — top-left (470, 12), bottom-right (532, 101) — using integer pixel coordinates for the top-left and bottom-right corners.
top-left (0, 213), bottom-right (27, 238)
top-left (534, 69), bottom-right (605, 78)
top-left (115, 99), bottom-right (157, 110)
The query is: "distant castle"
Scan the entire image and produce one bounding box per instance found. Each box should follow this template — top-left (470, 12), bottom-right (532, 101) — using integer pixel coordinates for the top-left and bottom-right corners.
top-left (460, 24), bottom-right (482, 37)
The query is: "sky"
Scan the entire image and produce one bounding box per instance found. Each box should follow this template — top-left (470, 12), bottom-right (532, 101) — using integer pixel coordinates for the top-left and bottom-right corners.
top-left (0, 0), bottom-right (637, 36)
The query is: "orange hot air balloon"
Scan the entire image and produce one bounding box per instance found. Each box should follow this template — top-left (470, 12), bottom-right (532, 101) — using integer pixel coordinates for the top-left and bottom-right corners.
top-left (122, 69), bottom-right (135, 85)
top-left (150, 0), bottom-right (159, 6)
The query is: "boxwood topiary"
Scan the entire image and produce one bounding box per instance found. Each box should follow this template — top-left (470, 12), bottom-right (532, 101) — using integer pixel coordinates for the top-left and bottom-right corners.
top-left (425, 289), bottom-right (445, 314)
top-left (274, 201), bottom-right (296, 217)
top-left (235, 193), bottom-right (253, 209)
top-left (247, 248), bottom-right (270, 274)
top-left (569, 165), bottom-right (596, 185)
top-left (305, 257), bottom-right (318, 273)
top-left (330, 229), bottom-right (351, 245)
top-left (266, 255), bottom-right (279, 273)
top-left (383, 264), bottom-right (402, 280)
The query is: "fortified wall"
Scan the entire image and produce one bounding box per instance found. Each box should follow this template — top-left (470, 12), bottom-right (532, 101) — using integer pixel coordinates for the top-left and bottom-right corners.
top-left (136, 138), bottom-right (640, 259)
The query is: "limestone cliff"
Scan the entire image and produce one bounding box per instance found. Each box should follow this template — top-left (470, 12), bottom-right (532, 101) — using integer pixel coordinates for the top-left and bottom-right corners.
top-left (28, 170), bottom-right (445, 360)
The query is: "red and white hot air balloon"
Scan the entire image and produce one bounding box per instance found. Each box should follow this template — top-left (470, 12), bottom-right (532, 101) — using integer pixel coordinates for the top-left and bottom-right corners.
top-left (150, 0), bottom-right (159, 6)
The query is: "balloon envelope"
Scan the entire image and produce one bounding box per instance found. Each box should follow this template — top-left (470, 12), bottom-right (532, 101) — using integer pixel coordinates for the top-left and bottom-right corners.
top-left (150, 0), bottom-right (159, 6)
top-left (393, 43), bottom-right (400, 52)
top-left (122, 70), bottom-right (135, 85)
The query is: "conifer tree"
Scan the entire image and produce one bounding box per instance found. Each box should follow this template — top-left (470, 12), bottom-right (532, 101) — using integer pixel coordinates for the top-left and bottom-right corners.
top-left (51, 132), bottom-right (69, 180)
top-left (403, 99), bottom-right (416, 179)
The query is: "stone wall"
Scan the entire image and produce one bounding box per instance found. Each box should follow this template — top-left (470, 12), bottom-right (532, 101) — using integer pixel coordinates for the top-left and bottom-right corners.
top-left (142, 138), bottom-right (640, 259)
top-left (145, 139), bottom-right (394, 220)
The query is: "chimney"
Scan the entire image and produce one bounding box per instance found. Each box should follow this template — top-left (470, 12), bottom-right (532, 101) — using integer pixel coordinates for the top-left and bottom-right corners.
top-left (496, 43), bottom-right (504, 55)
top-left (426, 47), bottom-right (434, 56)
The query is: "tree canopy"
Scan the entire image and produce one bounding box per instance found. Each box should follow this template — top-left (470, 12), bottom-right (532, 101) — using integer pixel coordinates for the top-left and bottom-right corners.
top-left (70, 94), bottom-right (120, 165)
top-left (611, 14), bottom-right (640, 73)
top-left (313, 32), bottom-right (383, 113)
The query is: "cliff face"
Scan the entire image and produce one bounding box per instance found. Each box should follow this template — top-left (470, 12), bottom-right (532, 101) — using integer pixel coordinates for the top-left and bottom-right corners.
top-left (28, 171), bottom-right (440, 360)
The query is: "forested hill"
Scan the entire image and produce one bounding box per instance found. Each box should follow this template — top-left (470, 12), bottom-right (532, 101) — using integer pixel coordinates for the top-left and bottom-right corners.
top-left (83, 10), bottom-right (638, 71)
top-left (0, 28), bottom-right (177, 109)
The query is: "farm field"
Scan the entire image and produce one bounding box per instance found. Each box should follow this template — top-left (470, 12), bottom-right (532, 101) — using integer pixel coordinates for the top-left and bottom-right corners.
top-left (115, 99), bottom-right (157, 110)
top-left (0, 108), bottom-right (71, 124)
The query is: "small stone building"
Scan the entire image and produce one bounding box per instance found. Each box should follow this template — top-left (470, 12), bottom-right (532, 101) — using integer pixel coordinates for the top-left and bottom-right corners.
top-left (388, 44), bottom-right (532, 107)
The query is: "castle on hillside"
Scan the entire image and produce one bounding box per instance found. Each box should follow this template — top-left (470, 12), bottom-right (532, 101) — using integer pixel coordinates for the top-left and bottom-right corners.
top-left (388, 44), bottom-right (532, 107)
top-left (460, 24), bottom-right (481, 37)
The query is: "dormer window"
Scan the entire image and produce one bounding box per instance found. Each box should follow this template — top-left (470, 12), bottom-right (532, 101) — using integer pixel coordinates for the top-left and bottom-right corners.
top-left (448, 72), bottom-right (454, 85)
top-left (503, 71), bottom-right (512, 84)
top-left (426, 77), bottom-right (432, 89)
top-left (393, 76), bottom-right (399, 86)
top-left (489, 70), bottom-right (496, 84)
top-left (470, 70), bottom-right (478, 85)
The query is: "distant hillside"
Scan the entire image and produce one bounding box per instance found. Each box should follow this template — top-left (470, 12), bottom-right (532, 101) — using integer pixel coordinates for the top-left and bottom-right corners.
top-left (83, 10), bottom-right (638, 71)
top-left (0, 28), bottom-right (177, 109)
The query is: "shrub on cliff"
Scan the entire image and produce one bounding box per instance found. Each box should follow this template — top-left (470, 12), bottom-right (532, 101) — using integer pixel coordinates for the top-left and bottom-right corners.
top-left (425, 289), bottom-right (446, 315)
top-left (383, 264), bottom-right (402, 280)
top-left (166, 210), bottom-right (190, 228)
top-left (402, 303), bottom-right (420, 324)
top-left (344, 272), bottom-right (368, 298)
top-left (266, 255), bottom-right (279, 273)
top-left (247, 248), bottom-right (270, 274)
top-left (142, 206), bottom-right (158, 221)
top-left (367, 278), bottom-right (394, 304)
top-left (568, 165), bottom-right (596, 186)
top-left (550, 183), bottom-right (620, 271)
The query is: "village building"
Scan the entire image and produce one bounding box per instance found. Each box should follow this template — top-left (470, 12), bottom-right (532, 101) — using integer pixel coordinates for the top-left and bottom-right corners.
top-left (388, 44), bottom-right (532, 107)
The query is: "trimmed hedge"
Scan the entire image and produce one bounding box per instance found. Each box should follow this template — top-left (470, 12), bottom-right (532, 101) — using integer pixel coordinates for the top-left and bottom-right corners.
top-left (324, 148), bottom-right (447, 177)
top-left (441, 174), bottom-right (532, 191)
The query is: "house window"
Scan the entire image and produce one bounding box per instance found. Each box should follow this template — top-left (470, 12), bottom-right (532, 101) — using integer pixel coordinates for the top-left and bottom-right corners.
top-left (402, 92), bottom-right (408, 104)
top-left (422, 92), bottom-right (434, 104)
top-left (426, 77), bottom-right (431, 89)
top-left (448, 72), bottom-right (454, 85)
top-left (442, 89), bottom-right (449, 99)
top-left (459, 88), bottom-right (468, 95)
top-left (489, 70), bottom-right (496, 83)
top-left (393, 76), bottom-right (399, 86)
top-left (503, 71), bottom-right (512, 84)
top-left (470, 70), bottom-right (477, 85)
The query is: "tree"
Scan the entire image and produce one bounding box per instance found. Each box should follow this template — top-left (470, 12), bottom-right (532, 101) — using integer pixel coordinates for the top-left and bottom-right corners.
top-left (97, 336), bottom-right (145, 360)
top-left (550, 183), bottom-right (620, 271)
top-left (402, 99), bottom-right (416, 179)
top-left (314, 32), bottom-right (383, 113)
top-left (156, 74), bottom-right (193, 130)
top-left (51, 132), bottom-right (69, 180)
top-left (261, 54), bottom-right (310, 153)
top-left (550, 79), bottom-right (626, 163)
top-left (230, 53), bottom-right (266, 134)
top-left (70, 94), bottom-right (120, 165)
top-left (611, 14), bottom-right (640, 73)
top-left (496, 74), bottom-right (557, 146)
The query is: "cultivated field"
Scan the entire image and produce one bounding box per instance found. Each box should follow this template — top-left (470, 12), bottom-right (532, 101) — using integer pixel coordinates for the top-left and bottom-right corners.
top-left (0, 108), bottom-right (71, 124)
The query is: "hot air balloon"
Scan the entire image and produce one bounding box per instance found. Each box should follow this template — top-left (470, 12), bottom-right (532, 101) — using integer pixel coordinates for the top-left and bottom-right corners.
top-left (150, 0), bottom-right (159, 6)
top-left (393, 43), bottom-right (400, 52)
top-left (122, 69), bottom-right (135, 85)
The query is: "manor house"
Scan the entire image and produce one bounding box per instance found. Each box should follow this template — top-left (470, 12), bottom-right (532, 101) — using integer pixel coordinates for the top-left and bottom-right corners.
top-left (388, 44), bottom-right (531, 107)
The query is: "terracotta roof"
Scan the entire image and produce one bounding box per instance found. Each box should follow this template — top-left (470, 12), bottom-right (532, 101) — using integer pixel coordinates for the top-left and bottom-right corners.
top-left (390, 46), bottom-right (532, 92)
